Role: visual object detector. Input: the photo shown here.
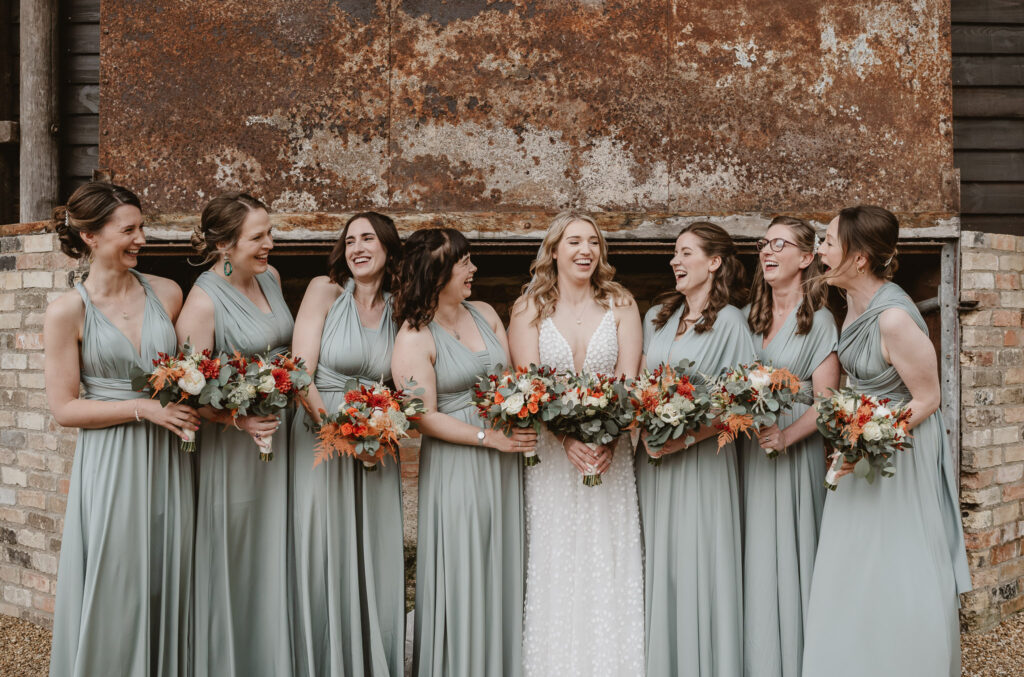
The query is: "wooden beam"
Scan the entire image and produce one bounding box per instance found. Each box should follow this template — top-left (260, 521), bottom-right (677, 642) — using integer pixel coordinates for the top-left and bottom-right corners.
top-left (0, 121), bottom-right (18, 144)
top-left (19, 0), bottom-right (60, 221)
top-left (961, 182), bottom-right (1024, 213)
top-left (953, 56), bottom-right (1024, 87)
top-left (953, 87), bottom-right (1024, 118)
top-left (954, 119), bottom-right (1024, 150)
top-left (952, 0), bottom-right (1024, 24)
top-left (953, 24), bottom-right (1024, 54)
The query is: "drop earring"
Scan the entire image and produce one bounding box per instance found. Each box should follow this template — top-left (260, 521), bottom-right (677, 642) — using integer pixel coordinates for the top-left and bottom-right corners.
top-left (223, 256), bottom-right (233, 277)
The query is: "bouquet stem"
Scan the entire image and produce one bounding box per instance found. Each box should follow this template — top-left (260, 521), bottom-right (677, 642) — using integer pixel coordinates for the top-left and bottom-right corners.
top-left (647, 453), bottom-right (662, 466)
top-left (363, 460), bottom-right (378, 472)
top-left (523, 449), bottom-right (540, 468)
top-left (582, 442), bottom-right (603, 487)
top-left (259, 438), bottom-right (273, 463)
top-left (764, 447), bottom-right (779, 459)
top-left (824, 453), bottom-right (842, 491)
top-left (179, 428), bottom-right (196, 454)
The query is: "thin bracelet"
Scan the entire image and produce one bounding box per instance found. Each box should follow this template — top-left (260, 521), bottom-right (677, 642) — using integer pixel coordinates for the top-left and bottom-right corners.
top-left (134, 403), bottom-right (141, 423)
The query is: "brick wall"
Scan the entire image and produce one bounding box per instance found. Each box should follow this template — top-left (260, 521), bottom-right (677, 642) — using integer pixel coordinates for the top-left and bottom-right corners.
top-left (958, 230), bottom-right (1024, 632)
top-left (3, 225), bottom-right (1024, 632)
top-left (0, 230), bottom-right (80, 626)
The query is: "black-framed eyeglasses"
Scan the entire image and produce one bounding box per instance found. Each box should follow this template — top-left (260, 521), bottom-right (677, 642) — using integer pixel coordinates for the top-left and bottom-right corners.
top-left (756, 237), bottom-right (800, 253)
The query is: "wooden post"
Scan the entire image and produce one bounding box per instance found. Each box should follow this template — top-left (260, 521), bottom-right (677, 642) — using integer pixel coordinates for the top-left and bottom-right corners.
top-left (0, 0), bottom-right (15, 224)
top-left (19, 0), bottom-right (60, 222)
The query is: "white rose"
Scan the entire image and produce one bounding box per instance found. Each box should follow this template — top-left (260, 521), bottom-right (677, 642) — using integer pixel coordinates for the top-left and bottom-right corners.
top-left (861, 421), bottom-right (882, 442)
top-left (874, 405), bottom-right (892, 419)
top-left (370, 408), bottom-right (390, 429)
top-left (840, 396), bottom-right (857, 415)
top-left (676, 396), bottom-right (695, 413)
top-left (749, 371), bottom-right (771, 391)
top-left (517, 378), bottom-right (532, 394)
top-left (502, 393), bottom-right (526, 414)
top-left (258, 374), bottom-right (276, 393)
top-left (177, 368), bottom-right (206, 396)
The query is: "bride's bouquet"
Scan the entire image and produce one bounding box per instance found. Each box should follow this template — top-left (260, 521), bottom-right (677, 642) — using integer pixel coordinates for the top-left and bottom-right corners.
top-left (709, 362), bottom-right (811, 456)
top-left (218, 350), bottom-right (312, 462)
top-left (130, 342), bottom-right (224, 453)
top-left (628, 360), bottom-right (712, 465)
top-left (472, 364), bottom-right (559, 467)
top-left (314, 381), bottom-right (426, 470)
top-left (546, 372), bottom-right (634, 487)
top-left (816, 388), bottom-right (913, 490)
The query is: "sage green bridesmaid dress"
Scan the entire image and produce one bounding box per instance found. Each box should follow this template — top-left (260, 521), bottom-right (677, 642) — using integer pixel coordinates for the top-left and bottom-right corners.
top-left (635, 303), bottom-right (757, 677)
top-left (802, 282), bottom-right (971, 677)
top-left (742, 307), bottom-right (836, 677)
top-left (412, 302), bottom-right (524, 677)
top-left (289, 279), bottom-right (404, 676)
top-left (192, 270), bottom-right (294, 677)
top-left (50, 270), bottom-right (194, 677)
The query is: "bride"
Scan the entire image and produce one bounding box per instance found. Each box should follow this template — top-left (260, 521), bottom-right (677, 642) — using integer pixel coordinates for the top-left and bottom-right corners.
top-left (507, 212), bottom-right (645, 676)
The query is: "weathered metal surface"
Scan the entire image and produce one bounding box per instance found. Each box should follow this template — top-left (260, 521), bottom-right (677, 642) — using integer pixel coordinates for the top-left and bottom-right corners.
top-left (101, 0), bottom-right (955, 227)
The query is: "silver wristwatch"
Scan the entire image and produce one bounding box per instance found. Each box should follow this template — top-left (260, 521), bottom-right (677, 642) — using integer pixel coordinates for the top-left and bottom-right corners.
top-left (476, 429), bottom-right (487, 444)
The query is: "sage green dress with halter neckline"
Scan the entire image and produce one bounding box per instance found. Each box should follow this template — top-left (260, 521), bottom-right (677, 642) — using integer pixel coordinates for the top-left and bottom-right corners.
top-left (801, 282), bottom-right (971, 677)
top-left (50, 270), bottom-right (194, 677)
top-left (635, 303), bottom-right (757, 677)
top-left (191, 270), bottom-right (294, 677)
top-left (412, 302), bottom-right (525, 677)
top-left (742, 307), bottom-right (836, 677)
top-left (289, 278), bottom-right (404, 677)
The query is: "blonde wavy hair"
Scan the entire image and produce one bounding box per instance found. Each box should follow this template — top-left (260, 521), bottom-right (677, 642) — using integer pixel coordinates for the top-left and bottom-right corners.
top-left (517, 211), bottom-right (632, 327)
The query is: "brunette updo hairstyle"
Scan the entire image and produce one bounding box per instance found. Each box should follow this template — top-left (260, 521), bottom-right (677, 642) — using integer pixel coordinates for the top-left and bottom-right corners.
top-left (327, 212), bottom-right (402, 291)
top-left (191, 192), bottom-right (268, 264)
top-left (393, 228), bottom-right (470, 330)
top-left (835, 205), bottom-right (900, 280)
top-left (652, 221), bottom-right (747, 334)
top-left (53, 182), bottom-right (142, 259)
top-left (747, 216), bottom-right (828, 336)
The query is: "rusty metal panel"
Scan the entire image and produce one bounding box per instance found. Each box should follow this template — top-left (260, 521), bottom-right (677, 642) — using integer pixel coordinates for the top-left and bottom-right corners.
top-left (100, 0), bottom-right (391, 213)
top-left (100, 0), bottom-right (955, 229)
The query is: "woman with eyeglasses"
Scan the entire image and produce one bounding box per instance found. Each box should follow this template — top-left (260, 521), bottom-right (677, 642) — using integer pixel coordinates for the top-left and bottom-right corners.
top-left (801, 206), bottom-right (970, 677)
top-left (742, 217), bottom-right (839, 677)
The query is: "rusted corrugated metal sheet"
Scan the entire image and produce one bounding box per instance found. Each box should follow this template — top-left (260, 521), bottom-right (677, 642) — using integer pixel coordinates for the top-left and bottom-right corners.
top-left (101, 0), bottom-right (955, 232)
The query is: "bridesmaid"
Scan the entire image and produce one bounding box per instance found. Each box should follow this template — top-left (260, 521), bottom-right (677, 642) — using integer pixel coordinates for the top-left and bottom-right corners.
top-left (289, 212), bottom-right (405, 676)
top-left (802, 206), bottom-right (971, 677)
top-left (636, 221), bottom-right (756, 677)
top-left (46, 182), bottom-right (198, 676)
top-left (391, 228), bottom-right (537, 677)
top-left (176, 193), bottom-right (293, 677)
top-left (742, 217), bottom-right (839, 677)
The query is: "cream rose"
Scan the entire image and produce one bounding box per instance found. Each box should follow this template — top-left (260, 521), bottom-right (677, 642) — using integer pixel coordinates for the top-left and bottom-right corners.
top-left (177, 368), bottom-right (206, 396)
top-left (257, 374), bottom-right (276, 393)
top-left (861, 421), bottom-right (883, 442)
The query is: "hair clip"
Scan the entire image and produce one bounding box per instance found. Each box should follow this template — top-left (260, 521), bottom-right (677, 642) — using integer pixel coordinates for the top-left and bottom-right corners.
top-left (64, 211), bottom-right (70, 229)
top-left (812, 235), bottom-right (820, 255)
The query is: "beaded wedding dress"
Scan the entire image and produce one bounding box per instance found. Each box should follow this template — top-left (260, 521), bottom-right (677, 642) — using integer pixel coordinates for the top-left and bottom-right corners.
top-left (522, 309), bottom-right (645, 677)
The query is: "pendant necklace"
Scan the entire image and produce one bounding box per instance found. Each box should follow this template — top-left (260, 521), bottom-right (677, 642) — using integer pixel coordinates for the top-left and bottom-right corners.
top-left (437, 310), bottom-right (461, 340)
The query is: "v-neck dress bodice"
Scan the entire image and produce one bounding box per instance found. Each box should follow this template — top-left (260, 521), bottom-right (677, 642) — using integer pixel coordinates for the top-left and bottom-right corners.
top-left (191, 269), bottom-right (294, 677)
top-left (50, 270), bottom-right (194, 677)
top-left (803, 282), bottom-right (970, 677)
top-left (636, 303), bottom-right (758, 677)
top-left (289, 279), bottom-right (403, 676)
top-left (742, 306), bottom-right (837, 677)
top-left (413, 302), bottom-right (525, 677)
top-left (522, 307), bottom-right (645, 677)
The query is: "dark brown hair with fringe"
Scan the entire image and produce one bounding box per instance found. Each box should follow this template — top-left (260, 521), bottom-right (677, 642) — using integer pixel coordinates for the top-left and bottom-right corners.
top-left (392, 228), bottom-right (470, 330)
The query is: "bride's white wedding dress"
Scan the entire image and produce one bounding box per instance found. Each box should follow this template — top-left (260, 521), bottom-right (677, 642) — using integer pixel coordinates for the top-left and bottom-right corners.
top-left (522, 309), bottom-right (645, 677)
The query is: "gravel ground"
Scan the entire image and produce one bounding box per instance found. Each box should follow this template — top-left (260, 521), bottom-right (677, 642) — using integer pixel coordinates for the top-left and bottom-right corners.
top-left (2, 610), bottom-right (1022, 675)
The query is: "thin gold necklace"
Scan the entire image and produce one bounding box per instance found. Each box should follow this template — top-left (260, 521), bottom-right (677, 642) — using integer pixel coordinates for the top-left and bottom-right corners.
top-left (436, 309), bottom-right (462, 340)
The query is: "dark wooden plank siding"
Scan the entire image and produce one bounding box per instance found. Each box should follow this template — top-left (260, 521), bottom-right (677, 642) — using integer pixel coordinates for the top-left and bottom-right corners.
top-left (61, 0), bottom-right (99, 198)
top-left (953, 1), bottom-right (1024, 235)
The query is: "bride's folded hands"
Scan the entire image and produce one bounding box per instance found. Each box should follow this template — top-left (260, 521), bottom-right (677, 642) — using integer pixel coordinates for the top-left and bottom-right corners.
top-left (485, 427), bottom-right (538, 454)
top-left (561, 436), bottom-right (614, 474)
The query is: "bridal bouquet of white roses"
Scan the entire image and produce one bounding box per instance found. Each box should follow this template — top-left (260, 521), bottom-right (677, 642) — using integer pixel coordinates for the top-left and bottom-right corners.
top-left (546, 371), bottom-right (634, 487)
top-left (815, 387), bottom-right (913, 491)
top-left (628, 360), bottom-right (712, 465)
top-left (472, 364), bottom-right (559, 467)
top-left (130, 342), bottom-right (226, 453)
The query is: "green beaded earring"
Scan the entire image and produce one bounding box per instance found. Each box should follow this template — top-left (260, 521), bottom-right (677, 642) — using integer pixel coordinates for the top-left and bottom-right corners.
top-left (223, 256), bottom-right (233, 277)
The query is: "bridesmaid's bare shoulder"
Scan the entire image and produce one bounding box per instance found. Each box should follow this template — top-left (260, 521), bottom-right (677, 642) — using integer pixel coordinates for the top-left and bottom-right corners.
top-left (142, 274), bottom-right (184, 319)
